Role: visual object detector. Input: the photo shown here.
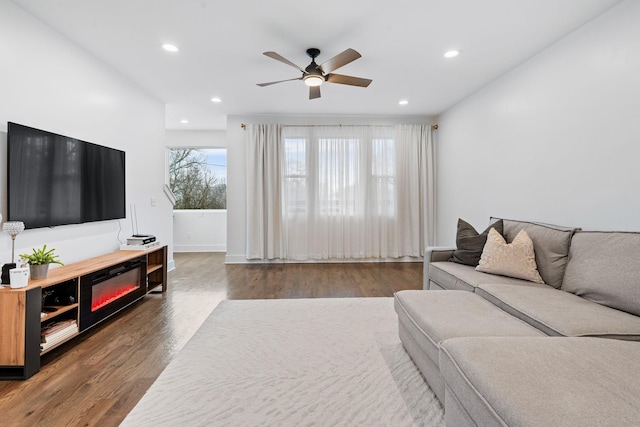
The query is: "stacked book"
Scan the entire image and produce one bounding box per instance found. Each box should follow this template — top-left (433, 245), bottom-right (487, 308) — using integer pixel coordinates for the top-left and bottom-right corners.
top-left (41, 319), bottom-right (78, 351)
top-left (121, 240), bottom-right (161, 251)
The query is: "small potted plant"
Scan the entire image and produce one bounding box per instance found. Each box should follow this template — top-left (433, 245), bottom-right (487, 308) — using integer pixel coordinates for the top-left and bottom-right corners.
top-left (19, 244), bottom-right (64, 280)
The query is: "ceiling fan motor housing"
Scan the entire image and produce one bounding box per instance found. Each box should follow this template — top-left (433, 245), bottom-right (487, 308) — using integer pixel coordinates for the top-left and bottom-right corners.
top-left (304, 62), bottom-right (324, 78)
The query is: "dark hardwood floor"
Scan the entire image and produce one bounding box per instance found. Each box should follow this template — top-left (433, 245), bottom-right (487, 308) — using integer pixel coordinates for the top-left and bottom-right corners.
top-left (0, 253), bottom-right (422, 426)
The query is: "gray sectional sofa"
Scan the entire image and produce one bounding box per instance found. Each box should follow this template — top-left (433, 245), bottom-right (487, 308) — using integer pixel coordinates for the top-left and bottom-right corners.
top-left (395, 219), bottom-right (640, 426)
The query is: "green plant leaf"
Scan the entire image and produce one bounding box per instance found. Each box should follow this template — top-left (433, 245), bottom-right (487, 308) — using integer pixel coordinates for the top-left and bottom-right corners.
top-left (19, 244), bottom-right (64, 266)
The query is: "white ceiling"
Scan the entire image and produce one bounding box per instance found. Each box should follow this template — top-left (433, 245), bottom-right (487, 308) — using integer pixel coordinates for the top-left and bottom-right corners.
top-left (13, 0), bottom-right (621, 130)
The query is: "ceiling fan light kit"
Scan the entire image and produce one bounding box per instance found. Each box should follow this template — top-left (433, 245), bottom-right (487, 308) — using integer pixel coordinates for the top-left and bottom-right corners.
top-left (258, 47), bottom-right (372, 99)
top-left (304, 75), bottom-right (323, 87)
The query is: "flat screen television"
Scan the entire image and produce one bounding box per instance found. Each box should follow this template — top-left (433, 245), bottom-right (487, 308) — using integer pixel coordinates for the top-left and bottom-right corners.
top-left (7, 122), bottom-right (126, 229)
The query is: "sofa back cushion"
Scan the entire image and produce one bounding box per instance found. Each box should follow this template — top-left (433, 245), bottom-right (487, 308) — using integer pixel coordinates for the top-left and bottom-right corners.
top-left (495, 218), bottom-right (577, 289)
top-left (562, 231), bottom-right (640, 317)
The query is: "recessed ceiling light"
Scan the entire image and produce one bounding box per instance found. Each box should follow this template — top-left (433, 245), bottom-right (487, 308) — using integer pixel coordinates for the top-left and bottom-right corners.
top-left (162, 44), bottom-right (179, 53)
top-left (399, 99), bottom-right (409, 106)
top-left (180, 119), bottom-right (189, 124)
top-left (211, 97), bottom-right (222, 103)
top-left (444, 50), bottom-right (460, 58)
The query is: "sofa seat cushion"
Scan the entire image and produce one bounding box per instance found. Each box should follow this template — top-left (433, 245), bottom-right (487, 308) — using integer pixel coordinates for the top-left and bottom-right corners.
top-left (477, 283), bottom-right (640, 339)
top-left (394, 290), bottom-right (543, 367)
top-left (430, 261), bottom-right (548, 292)
top-left (440, 337), bottom-right (640, 427)
top-left (562, 231), bottom-right (640, 317)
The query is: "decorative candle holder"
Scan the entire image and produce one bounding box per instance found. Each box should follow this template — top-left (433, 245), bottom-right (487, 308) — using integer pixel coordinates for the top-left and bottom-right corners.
top-left (2, 221), bottom-right (25, 285)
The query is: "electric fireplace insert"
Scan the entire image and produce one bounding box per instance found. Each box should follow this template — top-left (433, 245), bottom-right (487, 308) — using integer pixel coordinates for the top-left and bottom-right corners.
top-left (79, 256), bottom-right (146, 332)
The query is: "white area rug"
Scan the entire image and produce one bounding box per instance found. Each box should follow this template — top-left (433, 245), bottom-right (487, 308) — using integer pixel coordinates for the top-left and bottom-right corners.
top-left (122, 298), bottom-right (444, 426)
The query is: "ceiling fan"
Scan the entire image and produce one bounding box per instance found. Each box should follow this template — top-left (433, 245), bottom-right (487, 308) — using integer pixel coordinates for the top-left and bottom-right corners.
top-left (257, 48), bottom-right (372, 100)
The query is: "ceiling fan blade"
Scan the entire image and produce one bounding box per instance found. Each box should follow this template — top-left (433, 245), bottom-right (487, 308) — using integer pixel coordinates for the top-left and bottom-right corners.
top-left (309, 86), bottom-right (321, 100)
top-left (325, 73), bottom-right (372, 87)
top-left (318, 48), bottom-right (361, 74)
top-left (256, 77), bottom-right (302, 87)
top-left (263, 51), bottom-right (306, 73)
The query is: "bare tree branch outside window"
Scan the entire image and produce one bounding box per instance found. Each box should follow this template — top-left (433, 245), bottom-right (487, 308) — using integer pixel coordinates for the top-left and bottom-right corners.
top-left (169, 148), bottom-right (227, 209)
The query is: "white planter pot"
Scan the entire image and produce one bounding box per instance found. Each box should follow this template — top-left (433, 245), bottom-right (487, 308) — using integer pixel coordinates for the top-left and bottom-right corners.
top-left (10, 267), bottom-right (30, 288)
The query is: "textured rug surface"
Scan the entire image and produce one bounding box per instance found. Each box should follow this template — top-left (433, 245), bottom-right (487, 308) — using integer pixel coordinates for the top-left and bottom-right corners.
top-left (121, 297), bottom-right (444, 426)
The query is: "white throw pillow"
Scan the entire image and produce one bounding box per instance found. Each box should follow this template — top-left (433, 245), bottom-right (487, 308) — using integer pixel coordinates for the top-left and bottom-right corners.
top-left (476, 228), bottom-right (545, 284)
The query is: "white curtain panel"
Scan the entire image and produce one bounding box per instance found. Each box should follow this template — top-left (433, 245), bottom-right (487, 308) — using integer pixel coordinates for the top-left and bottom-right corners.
top-left (395, 124), bottom-right (436, 256)
top-left (246, 124), bottom-right (435, 261)
top-left (245, 124), bottom-right (285, 259)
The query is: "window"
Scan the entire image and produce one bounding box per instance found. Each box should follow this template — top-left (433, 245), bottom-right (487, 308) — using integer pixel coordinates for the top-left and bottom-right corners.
top-left (168, 148), bottom-right (227, 209)
top-left (370, 139), bottom-right (395, 215)
top-left (316, 137), bottom-right (359, 216)
top-left (283, 129), bottom-right (396, 219)
top-left (284, 138), bottom-right (306, 214)
top-left (245, 123), bottom-right (435, 260)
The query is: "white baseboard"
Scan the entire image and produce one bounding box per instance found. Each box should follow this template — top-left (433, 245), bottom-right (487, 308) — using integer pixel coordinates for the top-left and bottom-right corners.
top-left (224, 254), bottom-right (250, 264)
top-left (224, 254), bottom-right (422, 265)
top-left (174, 244), bottom-right (226, 253)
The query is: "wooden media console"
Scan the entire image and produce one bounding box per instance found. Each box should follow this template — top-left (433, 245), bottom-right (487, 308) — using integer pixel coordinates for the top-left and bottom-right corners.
top-left (0, 245), bottom-right (167, 380)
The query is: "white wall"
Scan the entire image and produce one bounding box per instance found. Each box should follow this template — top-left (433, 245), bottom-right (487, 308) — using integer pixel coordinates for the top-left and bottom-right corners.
top-left (0, 2), bottom-right (172, 267)
top-left (165, 130), bottom-right (227, 148)
top-left (173, 210), bottom-right (227, 252)
top-left (225, 114), bottom-right (435, 263)
top-left (436, 0), bottom-right (640, 246)
top-left (165, 130), bottom-right (227, 252)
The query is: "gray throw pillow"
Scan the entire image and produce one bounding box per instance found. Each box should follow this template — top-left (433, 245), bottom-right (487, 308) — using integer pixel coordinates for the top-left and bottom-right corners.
top-left (495, 218), bottom-right (577, 289)
top-left (450, 219), bottom-right (504, 266)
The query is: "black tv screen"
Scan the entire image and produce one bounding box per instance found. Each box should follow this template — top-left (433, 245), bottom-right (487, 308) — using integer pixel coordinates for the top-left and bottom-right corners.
top-left (7, 122), bottom-right (126, 229)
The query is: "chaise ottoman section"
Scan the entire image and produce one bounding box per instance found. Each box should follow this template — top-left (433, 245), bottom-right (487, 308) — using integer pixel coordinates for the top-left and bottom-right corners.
top-left (440, 337), bottom-right (640, 427)
top-left (394, 290), bottom-right (544, 402)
